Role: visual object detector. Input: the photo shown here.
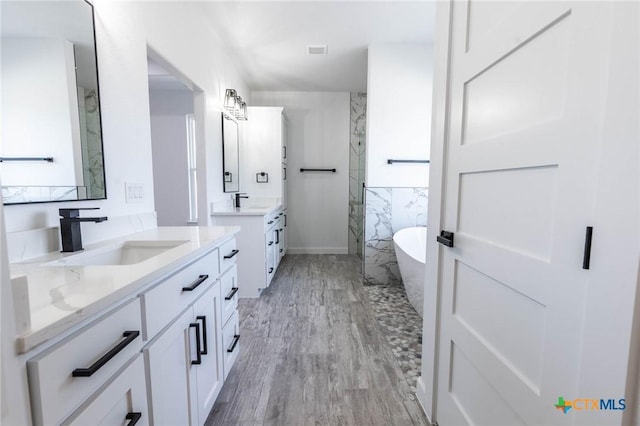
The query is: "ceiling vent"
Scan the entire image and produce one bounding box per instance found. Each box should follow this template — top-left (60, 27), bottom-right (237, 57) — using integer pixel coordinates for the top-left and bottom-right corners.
top-left (306, 45), bottom-right (328, 55)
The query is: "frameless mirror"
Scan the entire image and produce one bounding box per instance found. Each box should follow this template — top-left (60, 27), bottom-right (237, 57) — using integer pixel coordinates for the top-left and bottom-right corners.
top-left (1, 0), bottom-right (107, 204)
top-left (222, 113), bottom-right (239, 193)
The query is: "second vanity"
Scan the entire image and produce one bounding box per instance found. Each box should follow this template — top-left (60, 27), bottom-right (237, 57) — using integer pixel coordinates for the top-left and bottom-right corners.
top-left (212, 202), bottom-right (287, 298)
top-left (9, 226), bottom-right (240, 426)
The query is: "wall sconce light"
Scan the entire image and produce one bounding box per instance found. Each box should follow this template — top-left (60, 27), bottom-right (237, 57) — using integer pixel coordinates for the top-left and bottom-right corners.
top-left (223, 88), bottom-right (248, 121)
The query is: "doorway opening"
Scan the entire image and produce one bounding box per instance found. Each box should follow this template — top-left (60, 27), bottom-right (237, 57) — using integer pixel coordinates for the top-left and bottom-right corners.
top-left (147, 50), bottom-right (203, 226)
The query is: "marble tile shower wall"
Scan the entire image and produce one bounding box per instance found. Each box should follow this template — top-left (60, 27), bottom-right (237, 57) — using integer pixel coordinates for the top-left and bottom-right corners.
top-left (348, 92), bottom-right (367, 258)
top-left (364, 187), bottom-right (428, 285)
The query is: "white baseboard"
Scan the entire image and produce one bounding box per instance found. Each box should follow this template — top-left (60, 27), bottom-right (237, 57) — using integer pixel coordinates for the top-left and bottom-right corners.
top-left (416, 376), bottom-right (434, 425)
top-left (287, 247), bottom-right (348, 255)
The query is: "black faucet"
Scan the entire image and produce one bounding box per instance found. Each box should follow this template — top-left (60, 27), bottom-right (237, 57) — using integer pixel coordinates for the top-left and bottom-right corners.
top-left (234, 193), bottom-right (249, 208)
top-left (59, 208), bottom-right (108, 252)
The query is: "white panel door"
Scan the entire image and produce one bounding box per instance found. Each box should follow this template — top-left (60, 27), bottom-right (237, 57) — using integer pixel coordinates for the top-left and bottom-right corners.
top-left (435, 2), bottom-right (631, 425)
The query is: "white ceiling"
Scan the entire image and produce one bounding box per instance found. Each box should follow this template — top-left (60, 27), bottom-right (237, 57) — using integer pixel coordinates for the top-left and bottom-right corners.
top-left (202, 1), bottom-right (436, 92)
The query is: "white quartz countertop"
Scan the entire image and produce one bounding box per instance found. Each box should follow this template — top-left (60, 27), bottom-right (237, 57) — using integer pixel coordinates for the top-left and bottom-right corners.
top-left (211, 200), bottom-right (283, 216)
top-left (10, 226), bottom-right (239, 354)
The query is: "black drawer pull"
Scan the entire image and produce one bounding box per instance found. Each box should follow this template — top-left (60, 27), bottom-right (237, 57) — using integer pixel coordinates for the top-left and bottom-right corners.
top-left (182, 274), bottom-right (208, 292)
top-left (225, 287), bottom-right (239, 300)
top-left (72, 330), bottom-right (140, 377)
top-left (268, 220), bottom-right (274, 224)
top-left (279, 213), bottom-right (283, 216)
top-left (275, 230), bottom-right (280, 244)
top-left (196, 315), bottom-right (208, 355)
top-left (125, 412), bottom-right (142, 426)
top-left (223, 249), bottom-right (239, 259)
top-left (227, 334), bottom-right (240, 353)
top-left (280, 249), bottom-right (283, 253)
top-left (269, 267), bottom-right (274, 274)
top-left (268, 241), bottom-right (273, 246)
top-left (190, 323), bottom-right (202, 365)
top-left (583, 226), bottom-right (593, 269)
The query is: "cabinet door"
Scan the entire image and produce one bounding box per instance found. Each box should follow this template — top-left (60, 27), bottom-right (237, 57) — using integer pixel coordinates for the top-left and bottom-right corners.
top-left (192, 284), bottom-right (223, 426)
top-left (145, 308), bottom-right (197, 426)
top-left (63, 355), bottom-right (148, 426)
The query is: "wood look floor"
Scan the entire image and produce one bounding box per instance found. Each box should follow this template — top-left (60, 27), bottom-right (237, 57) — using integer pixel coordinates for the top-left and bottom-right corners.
top-left (206, 254), bottom-right (429, 426)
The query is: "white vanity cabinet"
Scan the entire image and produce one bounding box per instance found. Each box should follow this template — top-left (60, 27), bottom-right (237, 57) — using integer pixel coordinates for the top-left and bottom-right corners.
top-left (144, 282), bottom-right (222, 426)
top-left (20, 228), bottom-right (240, 426)
top-left (27, 299), bottom-right (145, 426)
top-left (213, 207), bottom-right (287, 298)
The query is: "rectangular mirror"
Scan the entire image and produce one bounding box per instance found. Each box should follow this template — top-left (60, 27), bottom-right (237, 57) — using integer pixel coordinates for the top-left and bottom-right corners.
top-left (1, 0), bottom-right (107, 205)
top-left (222, 113), bottom-right (239, 193)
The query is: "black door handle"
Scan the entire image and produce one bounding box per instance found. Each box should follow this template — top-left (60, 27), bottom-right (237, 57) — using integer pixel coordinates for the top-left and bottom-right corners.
top-left (275, 230), bottom-right (280, 244)
top-left (437, 231), bottom-right (454, 248)
top-left (583, 226), bottom-right (593, 269)
top-left (72, 331), bottom-right (140, 377)
top-left (196, 315), bottom-right (208, 355)
top-left (268, 267), bottom-right (274, 274)
top-left (182, 275), bottom-right (208, 292)
top-left (190, 323), bottom-right (202, 365)
top-left (125, 412), bottom-right (142, 426)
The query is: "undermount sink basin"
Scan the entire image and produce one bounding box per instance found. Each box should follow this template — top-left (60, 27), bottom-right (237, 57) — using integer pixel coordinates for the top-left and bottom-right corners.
top-left (44, 240), bottom-right (189, 267)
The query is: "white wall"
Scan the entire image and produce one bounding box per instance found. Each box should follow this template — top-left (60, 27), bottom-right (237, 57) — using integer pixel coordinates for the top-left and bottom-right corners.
top-left (366, 43), bottom-right (433, 188)
top-left (149, 89), bottom-right (193, 226)
top-left (251, 92), bottom-right (350, 254)
top-left (2, 2), bottom-right (248, 250)
top-left (1, 38), bottom-right (82, 187)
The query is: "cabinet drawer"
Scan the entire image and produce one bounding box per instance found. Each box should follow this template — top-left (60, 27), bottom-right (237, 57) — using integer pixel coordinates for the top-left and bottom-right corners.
top-left (62, 355), bottom-right (148, 426)
top-left (218, 237), bottom-right (238, 273)
top-left (222, 310), bottom-right (240, 380)
top-left (141, 248), bottom-right (219, 340)
top-left (221, 265), bottom-right (238, 326)
top-left (264, 214), bottom-right (280, 232)
top-left (27, 299), bottom-right (143, 426)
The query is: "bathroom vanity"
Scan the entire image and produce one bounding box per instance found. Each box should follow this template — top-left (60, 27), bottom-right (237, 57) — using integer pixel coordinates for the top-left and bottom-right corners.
top-left (9, 226), bottom-right (240, 426)
top-left (212, 204), bottom-right (287, 298)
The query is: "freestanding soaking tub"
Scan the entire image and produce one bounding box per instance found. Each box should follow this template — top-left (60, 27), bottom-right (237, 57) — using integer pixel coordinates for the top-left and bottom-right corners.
top-left (393, 226), bottom-right (427, 317)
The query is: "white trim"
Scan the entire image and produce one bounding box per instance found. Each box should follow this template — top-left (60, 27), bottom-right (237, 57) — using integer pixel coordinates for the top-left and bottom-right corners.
top-left (286, 247), bottom-right (348, 255)
top-left (420, 0), bottom-right (453, 423)
top-left (416, 376), bottom-right (435, 426)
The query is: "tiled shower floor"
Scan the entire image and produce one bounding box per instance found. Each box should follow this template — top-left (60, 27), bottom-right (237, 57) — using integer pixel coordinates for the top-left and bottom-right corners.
top-left (362, 283), bottom-right (423, 393)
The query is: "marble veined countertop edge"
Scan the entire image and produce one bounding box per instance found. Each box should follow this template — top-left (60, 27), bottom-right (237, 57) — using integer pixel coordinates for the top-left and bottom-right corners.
top-left (10, 226), bottom-right (240, 354)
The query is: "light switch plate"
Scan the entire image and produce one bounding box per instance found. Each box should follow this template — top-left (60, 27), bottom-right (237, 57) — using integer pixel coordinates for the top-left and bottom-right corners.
top-left (125, 182), bottom-right (144, 203)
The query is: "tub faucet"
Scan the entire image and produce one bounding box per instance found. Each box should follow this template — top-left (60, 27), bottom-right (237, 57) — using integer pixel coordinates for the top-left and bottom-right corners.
top-left (59, 208), bottom-right (108, 252)
top-left (235, 193), bottom-right (249, 208)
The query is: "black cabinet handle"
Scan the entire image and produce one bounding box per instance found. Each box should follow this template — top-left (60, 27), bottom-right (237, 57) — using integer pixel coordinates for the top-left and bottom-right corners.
top-left (223, 249), bottom-right (239, 259)
top-left (182, 274), bottom-right (209, 292)
top-left (227, 334), bottom-right (240, 353)
top-left (279, 249), bottom-right (283, 253)
top-left (275, 230), bottom-right (280, 244)
top-left (225, 287), bottom-right (239, 300)
top-left (125, 412), bottom-right (142, 426)
top-left (284, 215), bottom-right (287, 227)
top-left (72, 331), bottom-right (140, 377)
top-left (583, 226), bottom-right (593, 270)
top-left (279, 228), bottom-right (283, 232)
top-left (283, 146), bottom-right (286, 159)
top-left (279, 212), bottom-right (283, 216)
top-left (196, 315), bottom-right (208, 355)
top-left (269, 267), bottom-right (274, 274)
top-left (190, 323), bottom-right (202, 365)
top-left (437, 231), bottom-right (454, 248)
top-left (268, 241), bottom-right (273, 246)
top-left (268, 220), bottom-right (274, 225)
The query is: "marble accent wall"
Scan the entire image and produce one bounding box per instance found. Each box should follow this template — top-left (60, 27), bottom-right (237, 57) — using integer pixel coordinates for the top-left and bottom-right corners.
top-left (364, 187), bottom-right (428, 285)
top-left (78, 87), bottom-right (106, 199)
top-left (348, 92), bottom-right (367, 257)
top-left (1, 186), bottom-right (80, 204)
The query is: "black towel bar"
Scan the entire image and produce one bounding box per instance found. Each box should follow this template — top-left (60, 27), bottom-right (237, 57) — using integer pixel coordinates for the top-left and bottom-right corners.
top-left (386, 159), bottom-right (429, 164)
top-left (300, 168), bottom-right (336, 172)
top-left (0, 157), bottom-right (54, 163)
